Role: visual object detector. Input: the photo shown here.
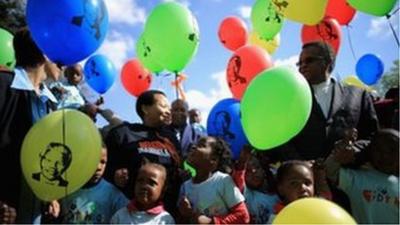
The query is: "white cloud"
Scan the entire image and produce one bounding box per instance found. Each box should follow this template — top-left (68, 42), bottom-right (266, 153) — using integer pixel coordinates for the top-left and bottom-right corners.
top-left (97, 30), bottom-right (135, 70)
top-left (105, 0), bottom-right (146, 25)
top-left (367, 13), bottom-right (399, 40)
top-left (274, 54), bottom-right (298, 69)
top-left (236, 5), bottom-right (252, 19)
top-left (185, 70), bottom-right (232, 125)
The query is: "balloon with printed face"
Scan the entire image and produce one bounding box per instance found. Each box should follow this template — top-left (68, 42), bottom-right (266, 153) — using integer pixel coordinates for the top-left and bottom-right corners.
top-left (271, 0), bottom-right (328, 25)
top-left (0, 28), bottom-right (15, 70)
top-left (27, 0), bottom-right (109, 65)
top-left (218, 16), bottom-right (248, 51)
top-left (356, 54), bottom-right (384, 85)
top-left (84, 54), bottom-right (116, 94)
top-left (348, 0), bottom-right (398, 17)
top-left (21, 110), bottom-right (102, 201)
top-left (144, 2), bottom-right (199, 72)
top-left (249, 32), bottom-right (281, 55)
top-left (301, 17), bottom-right (342, 54)
top-left (325, 0), bottom-right (356, 25)
top-left (241, 66), bottom-right (312, 150)
top-left (273, 198), bottom-right (356, 224)
top-left (207, 98), bottom-right (248, 159)
top-left (227, 45), bottom-right (273, 100)
top-left (251, 0), bottom-right (284, 40)
top-left (136, 33), bottom-right (163, 74)
top-left (121, 59), bottom-right (152, 97)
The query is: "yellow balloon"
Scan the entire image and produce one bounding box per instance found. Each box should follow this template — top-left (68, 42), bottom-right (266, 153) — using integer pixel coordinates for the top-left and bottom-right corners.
top-left (249, 32), bottom-right (281, 55)
top-left (343, 75), bottom-right (375, 92)
top-left (21, 110), bottom-right (102, 201)
top-left (273, 198), bottom-right (357, 224)
top-left (272, 0), bottom-right (328, 25)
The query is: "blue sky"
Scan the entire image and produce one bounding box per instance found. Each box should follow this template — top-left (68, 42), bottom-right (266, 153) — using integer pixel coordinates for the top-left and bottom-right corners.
top-left (89, 0), bottom-right (399, 126)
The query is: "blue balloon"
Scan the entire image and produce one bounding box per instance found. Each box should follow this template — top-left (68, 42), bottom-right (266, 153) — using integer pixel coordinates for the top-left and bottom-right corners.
top-left (27, 0), bottom-right (109, 65)
top-left (356, 54), bottom-right (384, 85)
top-left (207, 98), bottom-right (249, 159)
top-left (84, 54), bottom-right (116, 94)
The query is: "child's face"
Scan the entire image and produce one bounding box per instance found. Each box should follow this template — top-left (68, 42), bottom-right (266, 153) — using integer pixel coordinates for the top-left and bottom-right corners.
top-left (278, 165), bottom-right (314, 204)
top-left (186, 138), bottom-right (216, 173)
top-left (369, 140), bottom-right (399, 176)
top-left (134, 164), bottom-right (166, 209)
top-left (89, 148), bottom-right (107, 184)
top-left (66, 65), bottom-right (83, 85)
top-left (245, 158), bottom-right (265, 190)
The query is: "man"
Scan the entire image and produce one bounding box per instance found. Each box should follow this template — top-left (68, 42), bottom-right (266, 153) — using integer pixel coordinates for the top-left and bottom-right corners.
top-left (271, 41), bottom-right (378, 160)
top-left (0, 27), bottom-right (58, 223)
top-left (169, 99), bottom-right (206, 158)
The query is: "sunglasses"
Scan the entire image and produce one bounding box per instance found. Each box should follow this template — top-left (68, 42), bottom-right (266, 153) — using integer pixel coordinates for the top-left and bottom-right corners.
top-left (296, 56), bottom-right (324, 67)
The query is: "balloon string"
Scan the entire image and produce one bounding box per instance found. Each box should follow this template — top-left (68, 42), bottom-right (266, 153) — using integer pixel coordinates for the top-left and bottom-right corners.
top-left (346, 26), bottom-right (357, 61)
top-left (174, 73), bottom-right (179, 99)
top-left (62, 109), bottom-right (68, 197)
top-left (390, 7), bottom-right (399, 16)
top-left (386, 14), bottom-right (400, 47)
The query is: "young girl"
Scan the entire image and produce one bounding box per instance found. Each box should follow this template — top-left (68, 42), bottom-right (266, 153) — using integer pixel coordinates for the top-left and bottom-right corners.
top-left (178, 136), bottom-right (249, 224)
top-left (111, 162), bottom-right (175, 224)
top-left (270, 160), bottom-right (331, 222)
top-left (232, 146), bottom-right (279, 224)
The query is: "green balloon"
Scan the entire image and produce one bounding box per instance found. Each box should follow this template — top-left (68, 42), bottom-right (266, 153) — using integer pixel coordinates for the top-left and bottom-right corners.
top-left (241, 66), bottom-right (312, 150)
top-left (136, 33), bottom-right (163, 73)
top-left (144, 2), bottom-right (199, 73)
top-left (0, 28), bottom-right (15, 70)
top-left (348, 0), bottom-right (398, 16)
top-left (251, 0), bottom-right (284, 40)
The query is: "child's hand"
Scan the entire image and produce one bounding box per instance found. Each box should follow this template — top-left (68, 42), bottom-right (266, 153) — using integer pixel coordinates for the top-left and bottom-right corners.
top-left (178, 196), bottom-right (194, 218)
top-left (114, 168), bottom-right (129, 188)
top-left (0, 202), bottom-right (16, 224)
top-left (237, 145), bottom-right (252, 170)
top-left (333, 139), bottom-right (355, 165)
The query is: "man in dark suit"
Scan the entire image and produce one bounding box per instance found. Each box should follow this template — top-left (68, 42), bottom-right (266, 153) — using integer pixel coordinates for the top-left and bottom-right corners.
top-left (270, 41), bottom-right (379, 160)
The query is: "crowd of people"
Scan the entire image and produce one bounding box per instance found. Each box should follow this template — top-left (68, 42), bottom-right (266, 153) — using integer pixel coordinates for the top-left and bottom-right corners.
top-left (0, 28), bottom-right (398, 224)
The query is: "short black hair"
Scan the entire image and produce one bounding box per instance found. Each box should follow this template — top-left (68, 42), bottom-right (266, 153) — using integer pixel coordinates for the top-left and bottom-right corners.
top-left (302, 41), bottom-right (336, 73)
top-left (172, 99), bottom-right (189, 111)
top-left (198, 136), bottom-right (233, 174)
top-left (276, 160), bottom-right (313, 184)
top-left (13, 27), bottom-right (46, 68)
top-left (136, 90), bottom-right (166, 119)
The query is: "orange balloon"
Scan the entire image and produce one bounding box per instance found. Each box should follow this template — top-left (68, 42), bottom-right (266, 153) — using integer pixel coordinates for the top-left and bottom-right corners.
top-left (121, 59), bottom-right (152, 97)
top-left (226, 45), bottom-right (273, 100)
top-left (218, 16), bottom-right (248, 51)
top-left (301, 17), bottom-right (342, 54)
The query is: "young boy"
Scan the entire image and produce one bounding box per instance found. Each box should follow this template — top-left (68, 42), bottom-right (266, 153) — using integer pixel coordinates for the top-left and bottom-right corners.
top-left (44, 146), bottom-right (128, 224)
top-left (325, 129), bottom-right (399, 224)
top-left (111, 162), bottom-right (174, 224)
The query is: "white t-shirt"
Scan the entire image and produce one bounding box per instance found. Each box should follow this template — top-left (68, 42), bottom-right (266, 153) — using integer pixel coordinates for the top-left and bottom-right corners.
top-left (179, 171), bottom-right (245, 217)
top-left (339, 167), bottom-right (399, 224)
top-left (111, 207), bottom-right (175, 225)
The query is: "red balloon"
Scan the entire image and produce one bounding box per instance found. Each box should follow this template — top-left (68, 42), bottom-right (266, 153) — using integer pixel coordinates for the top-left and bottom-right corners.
top-left (226, 45), bottom-right (273, 100)
top-left (218, 16), bottom-right (248, 51)
top-left (121, 59), bottom-right (152, 97)
top-left (301, 17), bottom-right (342, 54)
top-left (325, 0), bottom-right (356, 25)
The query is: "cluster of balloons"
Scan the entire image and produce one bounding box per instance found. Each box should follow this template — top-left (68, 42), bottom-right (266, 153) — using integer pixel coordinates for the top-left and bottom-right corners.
top-left (137, 2), bottom-right (199, 73)
top-left (21, 110), bottom-right (102, 201)
top-left (0, 28), bottom-right (15, 70)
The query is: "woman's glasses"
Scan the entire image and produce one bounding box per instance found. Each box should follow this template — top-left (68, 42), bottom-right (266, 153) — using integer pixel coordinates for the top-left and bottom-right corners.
top-left (296, 56), bottom-right (324, 67)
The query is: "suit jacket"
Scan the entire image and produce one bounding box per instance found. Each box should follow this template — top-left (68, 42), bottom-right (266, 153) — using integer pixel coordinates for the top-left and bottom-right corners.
top-left (270, 78), bottom-right (379, 160)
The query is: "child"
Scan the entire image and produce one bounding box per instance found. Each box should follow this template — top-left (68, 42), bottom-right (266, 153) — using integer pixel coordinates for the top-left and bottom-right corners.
top-left (178, 136), bottom-right (250, 224)
top-left (232, 146), bottom-right (280, 224)
top-left (269, 160), bottom-right (331, 222)
top-left (44, 146), bottom-right (128, 224)
top-left (325, 129), bottom-right (399, 224)
top-left (111, 162), bottom-right (175, 224)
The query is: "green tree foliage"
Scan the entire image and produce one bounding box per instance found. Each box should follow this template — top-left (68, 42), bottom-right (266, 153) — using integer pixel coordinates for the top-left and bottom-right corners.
top-left (0, 0), bottom-right (26, 34)
top-left (376, 59), bottom-right (399, 96)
